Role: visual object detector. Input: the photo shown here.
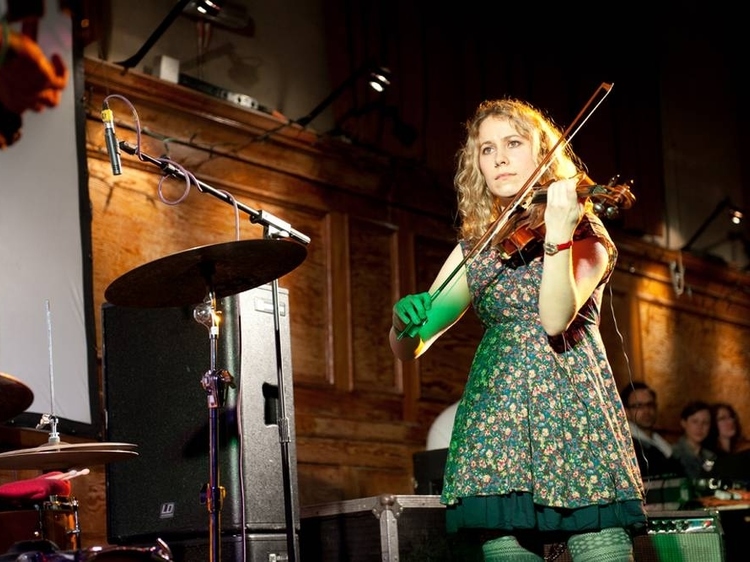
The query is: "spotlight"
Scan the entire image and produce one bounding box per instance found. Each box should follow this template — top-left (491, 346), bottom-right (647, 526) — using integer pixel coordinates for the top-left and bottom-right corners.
top-left (115, 0), bottom-right (245, 70)
top-left (295, 62), bottom-right (391, 128)
top-left (368, 67), bottom-right (391, 93)
top-left (682, 196), bottom-right (747, 253)
top-left (195, 0), bottom-right (223, 17)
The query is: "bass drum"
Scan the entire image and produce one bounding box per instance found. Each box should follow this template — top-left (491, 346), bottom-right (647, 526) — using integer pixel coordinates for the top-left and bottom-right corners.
top-left (0, 495), bottom-right (80, 554)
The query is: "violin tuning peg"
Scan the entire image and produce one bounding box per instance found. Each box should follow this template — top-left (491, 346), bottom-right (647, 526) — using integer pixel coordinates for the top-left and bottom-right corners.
top-left (605, 206), bottom-right (620, 220)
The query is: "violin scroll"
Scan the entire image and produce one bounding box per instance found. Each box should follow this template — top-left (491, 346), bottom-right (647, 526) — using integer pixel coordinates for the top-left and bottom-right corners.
top-left (588, 175), bottom-right (636, 220)
top-left (529, 174), bottom-right (636, 221)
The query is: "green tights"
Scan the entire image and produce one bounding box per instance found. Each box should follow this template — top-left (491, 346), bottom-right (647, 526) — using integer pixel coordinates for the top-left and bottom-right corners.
top-left (482, 528), bottom-right (634, 562)
top-left (567, 528), bottom-right (634, 562)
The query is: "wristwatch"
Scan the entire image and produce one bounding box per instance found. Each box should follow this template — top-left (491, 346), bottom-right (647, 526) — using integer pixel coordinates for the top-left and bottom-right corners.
top-left (543, 240), bottom-right (574, 256)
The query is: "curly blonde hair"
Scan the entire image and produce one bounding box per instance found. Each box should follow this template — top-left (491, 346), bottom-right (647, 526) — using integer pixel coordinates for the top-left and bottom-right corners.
top-left (455, 98), bottom-right (585, 244)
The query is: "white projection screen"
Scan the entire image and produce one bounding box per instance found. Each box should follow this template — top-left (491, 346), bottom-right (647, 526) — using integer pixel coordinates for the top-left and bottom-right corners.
top-left (0, 2), bottom-right (98, 437)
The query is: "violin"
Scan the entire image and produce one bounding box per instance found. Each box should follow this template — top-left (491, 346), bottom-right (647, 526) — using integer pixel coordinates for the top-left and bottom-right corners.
top-left (496, 174), bottom-right (636, 262)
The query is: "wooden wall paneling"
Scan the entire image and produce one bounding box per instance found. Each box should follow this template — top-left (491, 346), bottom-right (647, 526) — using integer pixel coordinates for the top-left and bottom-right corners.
top-left (295, 393), bottom-right (426, 503)
top-left (412, 233), bottom-right (481, 405)
top-left (610, 239), bottom-right (750, 439)
top-left (261, 206), bottom-right (331, 390)
top-left (626, 275), bottom-right (646, 385)
top-left (393, 209), bottom-right (419, 423)
top-left (601, 274), bottom-right (643, 389)
top-left (640, 300), bottom-right (750, 436)
top-left (402, 228), bottom-right (483, 442)
top-left (70, 465), bottom-right (108, 548)
top-left (326, 211), bottom-right (349, 391)
top-left (296, 434), bottom-right (414, 496)
top-left (349, 217), bottom-right (400, 396)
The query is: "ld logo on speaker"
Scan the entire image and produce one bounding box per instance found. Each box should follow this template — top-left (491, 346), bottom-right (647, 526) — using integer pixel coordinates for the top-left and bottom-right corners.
top-left (160, 503), bottom-right (176, 519)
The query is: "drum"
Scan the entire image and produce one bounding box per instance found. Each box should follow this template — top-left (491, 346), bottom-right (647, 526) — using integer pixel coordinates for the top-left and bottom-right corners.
top-left (76, 541), bottom-right (173, 561)
top-left (0, 495), bottom-right (80, 554)
top-left (0, 542), bottom-right (173, 562)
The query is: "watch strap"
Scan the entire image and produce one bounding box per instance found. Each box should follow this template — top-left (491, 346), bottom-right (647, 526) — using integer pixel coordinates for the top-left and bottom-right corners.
top-left (543, 240), bottom-right (574, 255)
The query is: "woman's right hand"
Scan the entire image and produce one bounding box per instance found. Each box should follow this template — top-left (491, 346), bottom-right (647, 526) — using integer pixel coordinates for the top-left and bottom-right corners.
top-left (392, 292), bottom-right (432, 338)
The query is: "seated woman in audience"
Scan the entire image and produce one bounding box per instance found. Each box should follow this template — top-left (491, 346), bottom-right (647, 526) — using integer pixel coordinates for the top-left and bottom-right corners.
top-left (707, 402), bottom-right (750, 456)
top-left (671, 401), bottom-right (718, 479)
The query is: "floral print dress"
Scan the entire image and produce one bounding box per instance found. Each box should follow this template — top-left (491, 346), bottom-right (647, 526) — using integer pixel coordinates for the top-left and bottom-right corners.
top-left (441, 214), bottom-right (645, 533)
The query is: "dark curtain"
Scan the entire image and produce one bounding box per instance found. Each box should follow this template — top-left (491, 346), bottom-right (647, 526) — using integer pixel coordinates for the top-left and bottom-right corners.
top-left (321, 0), bottom-right (671, 237)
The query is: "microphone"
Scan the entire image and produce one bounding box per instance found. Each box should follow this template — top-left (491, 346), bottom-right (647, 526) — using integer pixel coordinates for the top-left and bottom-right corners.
top-left (101, 102), bottom-right (122, 176)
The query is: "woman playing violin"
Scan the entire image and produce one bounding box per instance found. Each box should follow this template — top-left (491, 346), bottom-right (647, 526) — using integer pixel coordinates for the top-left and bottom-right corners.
top-left (389, 98), bottom-right (646, 561)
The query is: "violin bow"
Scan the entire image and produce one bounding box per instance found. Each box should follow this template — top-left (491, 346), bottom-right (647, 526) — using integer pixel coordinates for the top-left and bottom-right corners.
top-left (397, 82), bottom-right (614, 339)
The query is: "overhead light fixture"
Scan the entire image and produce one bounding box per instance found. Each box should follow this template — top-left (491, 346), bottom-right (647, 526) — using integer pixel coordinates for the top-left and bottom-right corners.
top-left (183, 0), bottom-right (253, 31)
top-left (682, 196), bottom-right (746, 252)
top-left (195, 0), bottom-right (223, 17)
top-left (368, 67), bottom-right (391, 93)
top-left (115, 0), bottom-right (252, 69)
top-left (295, 62), bottom-right (392, 128)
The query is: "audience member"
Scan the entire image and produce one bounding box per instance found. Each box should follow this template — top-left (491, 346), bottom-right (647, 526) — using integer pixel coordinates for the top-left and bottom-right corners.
top-left (620, 382), bottom-right (683, 479)
top-left (707, 402), bottom-right (750, 457)
top-left (671, 400), bottom-right (717, 479)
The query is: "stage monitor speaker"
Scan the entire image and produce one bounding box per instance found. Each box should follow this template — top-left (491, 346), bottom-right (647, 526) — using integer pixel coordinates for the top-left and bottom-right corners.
top-left (102, 284), bottom-right (299, 544)
top-left (412, 449), bottom-right (448, 495)
top-left (166, 533), bottom-right (291, 562)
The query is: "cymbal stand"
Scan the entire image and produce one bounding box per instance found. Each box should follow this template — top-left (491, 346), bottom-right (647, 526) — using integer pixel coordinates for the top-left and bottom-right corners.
top-left (194, 287), bottom-right (235, 562)
top-left (39, 300), bottom-right (61, 446)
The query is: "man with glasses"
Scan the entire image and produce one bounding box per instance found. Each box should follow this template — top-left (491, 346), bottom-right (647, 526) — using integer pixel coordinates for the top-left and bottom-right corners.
top-left (620, 382), bottom-right (684, 479)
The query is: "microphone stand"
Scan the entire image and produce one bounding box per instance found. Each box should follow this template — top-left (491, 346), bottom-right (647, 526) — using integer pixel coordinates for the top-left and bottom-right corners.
top-left (118, 141), bottom-right (310, 246)
top-left (265, 254), bottom-right (299, 562)
top-left (119, 142), bottom-right (308, 562)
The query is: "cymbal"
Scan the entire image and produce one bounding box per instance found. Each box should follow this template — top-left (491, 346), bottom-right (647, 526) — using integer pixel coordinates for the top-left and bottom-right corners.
top-left (0, 372), bottom-right (34, 423)
top-left (105, 239), bottom-right (308, 308)
top-left (0, 441), bottom-right (139, 470)
top-left (12, 441), bottom-right (139, 453)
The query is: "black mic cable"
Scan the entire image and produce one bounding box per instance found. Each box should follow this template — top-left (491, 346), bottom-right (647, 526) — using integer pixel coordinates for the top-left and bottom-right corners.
top-left (101, 101), bottom-right (122, 176)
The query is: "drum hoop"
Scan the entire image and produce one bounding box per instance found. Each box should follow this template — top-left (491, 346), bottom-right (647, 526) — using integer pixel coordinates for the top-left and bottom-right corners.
top-left (43, 495), bottom-right (79, 509)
